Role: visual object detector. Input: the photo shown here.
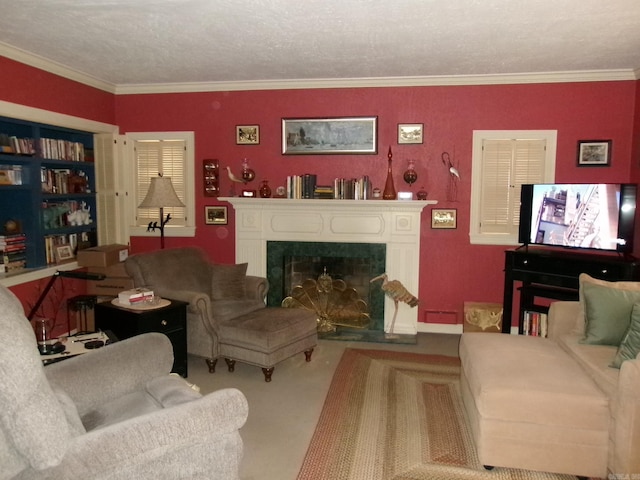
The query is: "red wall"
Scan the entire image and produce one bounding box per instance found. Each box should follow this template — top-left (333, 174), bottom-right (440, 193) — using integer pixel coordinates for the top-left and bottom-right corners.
top-left (1, 55), bottom-right (638, 328)
top-left (0, 57), bottom-right (115, 125)
top-left (116, 81), bottom-right (637, 326)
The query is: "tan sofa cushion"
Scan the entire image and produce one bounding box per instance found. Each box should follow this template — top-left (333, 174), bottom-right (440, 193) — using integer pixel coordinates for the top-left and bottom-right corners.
top-left (557, 333), bottom-right (619, 398)
top-left (460, 333), bottom-right (609, 431)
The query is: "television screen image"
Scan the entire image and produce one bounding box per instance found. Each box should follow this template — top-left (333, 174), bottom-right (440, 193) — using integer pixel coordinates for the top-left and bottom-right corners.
top-left (527, 184), bottom-right (631, 252)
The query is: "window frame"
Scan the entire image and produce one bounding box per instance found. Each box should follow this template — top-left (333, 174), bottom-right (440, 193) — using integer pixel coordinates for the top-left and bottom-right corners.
top-left (126, 131), bottom-right (196, 239)
top-left (469, 130), bottom-right (557, 246)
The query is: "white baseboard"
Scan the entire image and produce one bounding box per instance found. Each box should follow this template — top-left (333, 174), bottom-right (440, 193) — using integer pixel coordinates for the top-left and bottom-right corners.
top-left (416, 323), bottom-right (520, 335)
top-left (417, 323), bottom-right (463, 335)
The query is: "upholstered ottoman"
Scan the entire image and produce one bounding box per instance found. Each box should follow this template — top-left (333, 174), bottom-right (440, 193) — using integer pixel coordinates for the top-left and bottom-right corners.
top-left (459, 333), bottom-right (609, 478)
top-left (217, 307), bottom-right (318, 381)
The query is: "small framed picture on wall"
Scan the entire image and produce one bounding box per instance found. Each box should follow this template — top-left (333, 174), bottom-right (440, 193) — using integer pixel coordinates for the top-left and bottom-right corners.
top-left (577, 140), bottom-right (611, 166)
top-left (397, 124), bottom-right (424, 144)
top-left (431, 208), bottom-right (457, 229)
top-left (236, 125), bottom-right (260, 145)
top-left (205, 206), bottom-right (228, 225)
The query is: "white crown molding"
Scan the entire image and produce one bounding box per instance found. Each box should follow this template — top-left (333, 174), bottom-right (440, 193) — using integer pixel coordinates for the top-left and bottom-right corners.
top-left (114, 69), bottom-right (638, 95)
top-left (1, 41), bottom-right (637, 95)
top-left (0, 42), bottom-right (116, 94)
top-left (0, 100), bottom-right (118, 134)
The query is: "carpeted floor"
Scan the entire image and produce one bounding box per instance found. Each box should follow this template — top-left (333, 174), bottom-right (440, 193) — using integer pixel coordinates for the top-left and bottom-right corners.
top-left (297, 348), bottom-right (589, 480)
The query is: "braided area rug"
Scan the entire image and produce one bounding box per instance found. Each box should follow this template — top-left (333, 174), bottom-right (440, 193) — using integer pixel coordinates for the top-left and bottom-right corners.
top-left (297, 348), bottom-right (591, 480)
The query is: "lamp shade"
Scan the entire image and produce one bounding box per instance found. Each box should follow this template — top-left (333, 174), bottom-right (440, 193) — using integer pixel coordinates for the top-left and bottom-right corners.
top-left (139, 176), bottom-right (185, 208)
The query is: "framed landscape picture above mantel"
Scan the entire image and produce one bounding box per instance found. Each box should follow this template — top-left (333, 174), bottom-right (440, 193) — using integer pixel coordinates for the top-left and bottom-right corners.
top-left (282, 116), bottom-right (378, 155)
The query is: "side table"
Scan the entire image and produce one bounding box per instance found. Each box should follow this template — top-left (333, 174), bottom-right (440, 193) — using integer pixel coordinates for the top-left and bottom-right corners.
top-left (41, 330), bottom-right (116, 366)
top-left (95, 298), bottom-right (188, 377)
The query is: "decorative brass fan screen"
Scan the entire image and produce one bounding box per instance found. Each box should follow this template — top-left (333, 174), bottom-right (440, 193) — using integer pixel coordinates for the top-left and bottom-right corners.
top-left (282, 269), bottom-right (370, 333)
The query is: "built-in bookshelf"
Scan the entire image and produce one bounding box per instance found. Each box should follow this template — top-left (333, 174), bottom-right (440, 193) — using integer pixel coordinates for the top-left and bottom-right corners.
top-left (0, 115), bottom-right (97, 275)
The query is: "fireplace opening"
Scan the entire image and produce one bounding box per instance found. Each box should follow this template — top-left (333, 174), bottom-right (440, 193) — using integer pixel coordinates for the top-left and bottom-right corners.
top-left (267, 241), bottom-right (386, 331)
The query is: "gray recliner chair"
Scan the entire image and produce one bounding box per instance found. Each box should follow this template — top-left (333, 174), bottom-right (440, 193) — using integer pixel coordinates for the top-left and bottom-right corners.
top-left (125, 247), bottom-right (318, 381)
top-left (0, 284), bottom-right (248, 480)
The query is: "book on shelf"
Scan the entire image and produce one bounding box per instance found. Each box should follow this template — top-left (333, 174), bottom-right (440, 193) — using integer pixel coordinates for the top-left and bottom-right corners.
top-left (3, 136), bottom-right (36, 155)
top-left (0, 233), bottom-right (27, 271)
top-left (0, 259), bottom-right (26, 274)
top-left (0, 239), bottom-right (26, 252)
top-left (0, 166), bottom-right (23, 185)
top-left (38, 138), bottom-right (86, 162)
top-left (523, 310), bottom-right (548, 337)
top-left (314, 185), bottom-right (334, 199)
top-left (286, 174), bottom-right (318, 199)
top-left (285, 174), bottom-right (373, 200)
top-left (334, 176), bottom-right (372, 199)
top-left (0, 233), bottom-right (27, 243)
top-left (1, 250), bottom-right (26, 264)
top-left (44, 234), bottom-right (73, 265)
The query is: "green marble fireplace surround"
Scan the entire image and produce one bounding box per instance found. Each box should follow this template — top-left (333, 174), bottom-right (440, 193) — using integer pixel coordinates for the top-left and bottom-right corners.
top-left (266, 241), bottom-right (386, 331)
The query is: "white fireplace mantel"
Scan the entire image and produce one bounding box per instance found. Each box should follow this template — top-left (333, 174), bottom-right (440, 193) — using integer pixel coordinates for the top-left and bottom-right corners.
top-left (221, 197), bottom-right (436, 335)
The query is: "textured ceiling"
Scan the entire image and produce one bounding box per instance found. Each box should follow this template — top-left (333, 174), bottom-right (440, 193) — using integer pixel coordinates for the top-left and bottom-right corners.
top-left (0, 0), bottom-right (639, 89)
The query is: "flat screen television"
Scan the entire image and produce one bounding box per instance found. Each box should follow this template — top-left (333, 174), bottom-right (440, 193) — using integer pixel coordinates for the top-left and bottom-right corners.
top-left (518, 183), bottom-right (637, 254)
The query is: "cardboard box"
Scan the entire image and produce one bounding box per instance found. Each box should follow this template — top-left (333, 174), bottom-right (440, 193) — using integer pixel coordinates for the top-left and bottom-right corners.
top-left (87, 276), bottom-right (135, 296)
top-left (77, 244), bottom-right (129, 267)
top-left (87, 262), bottom-right (128, 278)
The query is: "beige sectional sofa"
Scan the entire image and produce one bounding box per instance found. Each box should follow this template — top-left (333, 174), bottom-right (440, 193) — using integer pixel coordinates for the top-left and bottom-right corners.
top-left (547, 300), bottom-right (640, 477)
top-left (460, 274), bottom-right (640, 478)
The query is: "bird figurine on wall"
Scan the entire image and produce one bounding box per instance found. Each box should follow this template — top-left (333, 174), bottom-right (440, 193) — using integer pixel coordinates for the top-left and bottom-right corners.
top-left (370, 273), bottom-right (419, 337)
top-left (442, 151), bottom-right (460, 179)
top-left (226, 166), bottom-right (245, 184)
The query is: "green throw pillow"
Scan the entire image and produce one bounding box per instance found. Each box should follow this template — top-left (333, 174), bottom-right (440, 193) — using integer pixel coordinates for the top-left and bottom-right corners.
top-left (611, 303), bottom-right (640, 368)
top-left (211, 263), bottom-right (248, 300)
top-left (580, 280), bottom-right (640, 345)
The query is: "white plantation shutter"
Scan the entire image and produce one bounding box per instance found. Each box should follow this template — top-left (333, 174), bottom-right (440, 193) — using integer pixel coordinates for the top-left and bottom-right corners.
top-left (471, 131), bottom-right (556, 245)
top-left (512, 139), bottom-right (547, 227)
top-left (480, 139), bottom-right (547, 234)
top-left (134, 139), bottom-right (187, 227)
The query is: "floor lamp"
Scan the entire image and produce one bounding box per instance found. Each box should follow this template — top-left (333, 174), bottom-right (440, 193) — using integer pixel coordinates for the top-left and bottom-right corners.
top-left (139, 174), bottom-right (185, 249)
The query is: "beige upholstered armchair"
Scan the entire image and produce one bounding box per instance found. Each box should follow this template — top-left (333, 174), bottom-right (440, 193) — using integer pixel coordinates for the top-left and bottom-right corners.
top-left (125, 247), bottom-right (318, 381)
top-left (0, 284), bottom-right (248, 480)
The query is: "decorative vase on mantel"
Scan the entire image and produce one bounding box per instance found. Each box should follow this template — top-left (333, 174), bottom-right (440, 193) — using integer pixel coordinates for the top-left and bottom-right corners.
top-left (383, 146), bottom-right (397, 200)
top-left (259, 180), bottom-right (272, 198)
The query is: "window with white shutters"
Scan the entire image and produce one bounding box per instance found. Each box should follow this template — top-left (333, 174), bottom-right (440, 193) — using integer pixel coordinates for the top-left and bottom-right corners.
top-left (470, 131), bottom-right (557, 245)
top-left (135, 139), bottom-right (187, 227)
top-left (126, 132), bottom-right (195, 238)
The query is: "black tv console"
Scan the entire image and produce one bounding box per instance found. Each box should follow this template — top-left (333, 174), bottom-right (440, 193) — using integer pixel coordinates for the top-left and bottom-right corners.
top-left (502, 247), bottom-right (640, 333)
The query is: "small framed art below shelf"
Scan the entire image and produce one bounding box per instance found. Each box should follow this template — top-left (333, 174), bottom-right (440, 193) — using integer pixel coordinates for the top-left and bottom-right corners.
top-left (431, 208), bottom-right (457, 229)
top-left (205, 206), bottom-right (227, 225)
